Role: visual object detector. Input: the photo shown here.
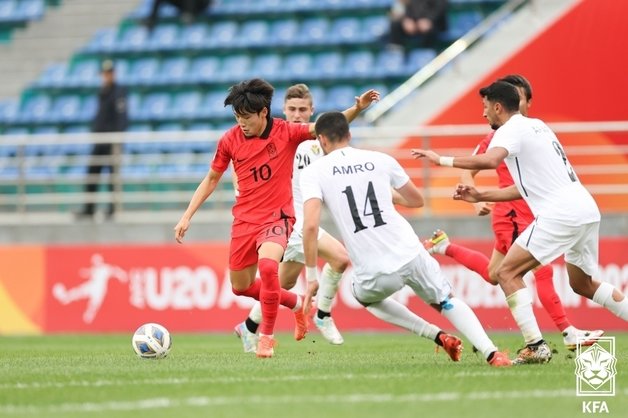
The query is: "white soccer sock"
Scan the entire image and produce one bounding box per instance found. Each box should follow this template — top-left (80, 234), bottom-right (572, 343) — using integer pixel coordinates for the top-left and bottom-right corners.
top-left (506, 288), bottom-right (543, 345)
top-left (440, 297), bottom-right (497, 360)
top-left (366, 298), bottom-right (440, 340)
top-left (317, 263), bottom-right (342, 313)
top-left (249, 302), bottom-right (262, 324)
top-left (593, 282), bottom-right (628, 320)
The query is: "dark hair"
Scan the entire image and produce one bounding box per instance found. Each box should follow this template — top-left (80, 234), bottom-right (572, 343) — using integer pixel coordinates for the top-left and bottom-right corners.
top-left (478, 81), bottom-right (520, 112)
top-left (314, 111), bottom-right (349, 143)
top-left (498, 74), bottom-right (532, 101)
top-left (284, 83), bottom-right (313, 104)
top-left (224, 78), bottom-right (274, 115)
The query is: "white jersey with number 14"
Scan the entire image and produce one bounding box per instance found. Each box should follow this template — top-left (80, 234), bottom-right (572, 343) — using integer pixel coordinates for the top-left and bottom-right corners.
top-left (300, 147), bottom-right (420, 279)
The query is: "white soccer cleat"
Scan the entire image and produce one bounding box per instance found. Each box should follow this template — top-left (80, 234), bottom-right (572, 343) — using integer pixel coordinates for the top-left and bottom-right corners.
top-left (315, 316), bottom-right (344, 345)
top-left (563, 328), bottom-right (605, 351)
top-left (234, 322), bottom-right (258, 353)
top-left (423, 229), bottom-right (450, 255)
top-left (512, 341), bottom-right (552, 365)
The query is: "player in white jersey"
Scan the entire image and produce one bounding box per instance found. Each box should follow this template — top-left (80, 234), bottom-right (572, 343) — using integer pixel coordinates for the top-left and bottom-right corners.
top-left (411, 81), bottom-right (628, 364)
top-left (301, 111), bottom-right (511, 367)
top-left (234, 84), bottom-right (349, 352)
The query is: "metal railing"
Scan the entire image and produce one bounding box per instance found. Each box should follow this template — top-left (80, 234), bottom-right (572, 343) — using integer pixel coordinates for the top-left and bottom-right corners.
top-left (0, 120), bottom-right (627, 222)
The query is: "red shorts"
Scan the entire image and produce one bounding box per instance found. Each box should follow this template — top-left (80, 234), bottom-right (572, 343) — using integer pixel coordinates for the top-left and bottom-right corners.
top-left (492, 213), bottom-right (534, 255)
top-left (229, 217), bottom-right (294, 270)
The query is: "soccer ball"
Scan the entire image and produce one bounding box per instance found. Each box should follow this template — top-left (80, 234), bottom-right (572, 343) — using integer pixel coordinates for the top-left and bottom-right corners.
top-left (132, 323), bottom-right (172, 359)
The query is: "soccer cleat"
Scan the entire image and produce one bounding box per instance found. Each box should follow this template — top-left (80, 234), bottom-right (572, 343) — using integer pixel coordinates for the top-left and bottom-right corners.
top-left (512, 341), bottom-right (552, 365)
top-left (234, 322), bottom-right (258, 354)
top-left (423, 229), bottom-right (450, 255)
top-left (294, 306), bottom-right (309, 341)
top-left (315, 316), bottom-right (344, 345)
top-left (438, 332), bottom-right (463, 362)
top-left (256, 335), bottom-right (276, 358)
top-left (563, 329), bottom-right (605, 351)
top-left (488, 351), bottom-right (512, 367)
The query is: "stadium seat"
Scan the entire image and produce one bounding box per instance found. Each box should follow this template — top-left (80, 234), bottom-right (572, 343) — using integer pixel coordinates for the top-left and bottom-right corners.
top-left (0, 99), bottom-right (19, 124)
top-left (374, 48), bottom-right (406, 77)
top-left (180, 23), bottom-right (208, 49)
top-left (190, 56), bottom-right (221, 83)
top-left (445, 10), bottom-right (484, 40)
top-left (329, 17), bottom-right (362, 44)
top-left (208, 21), bottom-right (239, 48)
top-left (250, 54), bottom-right (282, 81)
top-left (148, 24), bottom-right (179, 51)
top-left (127, 92), bottom-right (143, 121)
top-left (138, 92), bottom-right (171, 121)
top-left (19, 95), bottom-right (52, 123)
top-left (0, 1), bottom-right (17, 23)
top-left (362, 14), bottom-right (390, 42)
top-left (16, 0), bottom-right (45, 21)
top-left (281, 53), bottom-right (314, 80)
top-left (343, 50), bottom-right (375, 78)
top-left (116, 25), bottom-right (149, 52)
top-left (238, 20), bottom-right (270, 47)
top-left (50, 95), bottom-right (82, 123)
top-left (199, 90), bottom-right (231, 119)
top-left (270, 19), bottom-right (299, 46)
top-left (325, 85), bottom-right (358, 110)
top-left (157, 57), bottom-right (189, 85)
top-left (405, 48), bottom-right (437, 73)
top-left (35, 63), bottom-right (68, 88)
top-left (68, 60), bottom-right (100, 88)
top-left (155, 123), bottom-right (185, 154)
top-left (298, 17), bottom-right (329, 45)
top-left (311, 51), bottom-right (343, 80)
top-left (83, 28), bottom-right (118, 53)
top-left (217, 55), bottom-right (251, 83)
top-left (127, 57), bottom-right (160, 86)
top-left (171, 91), bottom-right (203, 119)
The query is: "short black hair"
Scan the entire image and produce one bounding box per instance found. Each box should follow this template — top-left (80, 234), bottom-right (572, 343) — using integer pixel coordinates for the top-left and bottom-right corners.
top-left (224, 78), bottom-right (274, 115)
top-left (478, 81), bottom-right (520, 112)
top-left (314, 111), bottom-right (349, 143)
top-left (498, 74), bottom-right (532, 101)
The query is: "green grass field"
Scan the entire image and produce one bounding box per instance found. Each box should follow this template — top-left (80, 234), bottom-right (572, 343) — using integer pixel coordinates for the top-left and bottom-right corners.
top-left (1, 332), bottom-right (626, 418)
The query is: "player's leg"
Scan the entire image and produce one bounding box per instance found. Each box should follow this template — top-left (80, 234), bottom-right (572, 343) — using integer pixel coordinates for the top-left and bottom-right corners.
top-left (315, 231), bottom-right (349, 344)
top-left (408, 249), bottom-right (510, 366)
top-left (424, 229), bottom-right (492, 284)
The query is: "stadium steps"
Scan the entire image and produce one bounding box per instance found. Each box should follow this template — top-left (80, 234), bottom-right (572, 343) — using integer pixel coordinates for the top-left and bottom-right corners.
top-left (0, 0), bottom-right (143, 99)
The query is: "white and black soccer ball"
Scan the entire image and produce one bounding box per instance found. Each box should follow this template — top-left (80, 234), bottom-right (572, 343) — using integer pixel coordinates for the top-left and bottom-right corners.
top-left (132, 323), bottom-right (172, 359)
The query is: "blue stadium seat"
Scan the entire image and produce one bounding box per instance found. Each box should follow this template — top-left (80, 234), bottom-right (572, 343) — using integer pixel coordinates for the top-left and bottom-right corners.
top-left (79, 95), bottom-right (98, 122)
top-left (171, 91), bottom-right (203, 119)
top-left (17, 0), bottom-right (44, 21)
top-left (186, 122), bottom-right (215, 154)
top-left (19, 95), bottom-right (52, 123)
top-left (446, 11), bottom-right (483, 40)
top-left (208, 21), bottom-right (238, 48)
top-left (217, 55), bottom-right (251, 83)
top-left (0, 1), bottom-right (17, 23)
top-left (51, 95), bottom-right (82, 123)
top-left (298, 17), bottom-right (329, 45)
top-left (329, 17), bottom-right (362, 44)
top-left (116, 25), bottom-right (149, 52)
top-left (155, 123), bottom-right (185, 153)
top-left (61, 126), bottom-right (92, 156)
top-left (281, 53), bottom-right (314, 80)
top-left (157, 57), bottom-right (189, 85)
top-left (190, 56), bottom-right (221, 83)
top-left (374, 48), bottom-right (406, 77)
top-left (200, 91), bottom-right (231, 119)
top-left (83, 28), bottom-right (118, 53)
top-left (111, 59), bottom-right (130, 85)
top-left (250, 54), bottom-right (282, 80)
top-left (325, 85), bottom-right (358, 110)
top-left (405, 48), bottom-right (437, 73)
top-left (148, 24), bottom-right (179, 51)
top-left (362, 14), bottom-right (390, 42)
top-left (343, 50), bottom-right (375, 78)
top-left (127, 92), bottom-right (143, 121)
top-left (181, 23), bottom-right (208, 49)
top-left (0, 99), bottom-right (19, 124)
top-left (68, 60), bottom-right (100, 88)
top-left (127, 0), bottom-right (152, 20)
top-left (311, 52), bottom-right (343, 80)
top-left (270, 19), bottom-right (299, 46)
top-left (35, 63), bottom-right (68, 88)
top-left (237, 20), bottom-right (270, 47)
top-left (127, 58), bottom-right (160, 86)
top-left (138, 92), bottom-right (171, 121)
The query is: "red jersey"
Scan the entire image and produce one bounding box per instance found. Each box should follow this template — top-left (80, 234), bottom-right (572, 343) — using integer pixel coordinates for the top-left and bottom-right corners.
top-left (211, 117), bottom-right (313, 223)
top-left (474, 131), bottom-right (534, 222)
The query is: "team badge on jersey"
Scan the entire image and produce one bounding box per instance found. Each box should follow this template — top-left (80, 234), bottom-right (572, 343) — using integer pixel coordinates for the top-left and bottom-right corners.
top-left (311, 143), bottom-right (321, 155)
top-left (266, 143), bottom-right (278, 160)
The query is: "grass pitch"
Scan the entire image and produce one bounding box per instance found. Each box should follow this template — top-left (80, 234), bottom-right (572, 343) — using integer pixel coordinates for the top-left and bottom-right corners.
top-left (1, 332), bottom-right (626, 418)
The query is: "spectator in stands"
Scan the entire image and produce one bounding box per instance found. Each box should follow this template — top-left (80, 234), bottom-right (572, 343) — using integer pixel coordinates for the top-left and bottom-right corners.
top-left (145, 0), bottom-right (213, 31)
top-left (386, 0), bottom-right (449, 49)
top-left (76, 60), bottom-right (128, 220)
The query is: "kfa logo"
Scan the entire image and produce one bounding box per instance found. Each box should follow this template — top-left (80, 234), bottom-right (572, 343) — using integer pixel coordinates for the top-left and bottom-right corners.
top-left (575, 336), bottom-right (615, 414)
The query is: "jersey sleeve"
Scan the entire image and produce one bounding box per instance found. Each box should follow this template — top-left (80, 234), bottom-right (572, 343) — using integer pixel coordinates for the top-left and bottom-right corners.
top-left (210, 133), bottom-right (231, 173)
top-left (300, 164), bottom-right (323, 202)
top-left (288, 121), bottom-right (315, 143)
top-left (472, 132), bottom-right (493, 156)
top-left (488, 124), bottom-right (520, 156)
top-left (386, 154), bottom-right (410, 189)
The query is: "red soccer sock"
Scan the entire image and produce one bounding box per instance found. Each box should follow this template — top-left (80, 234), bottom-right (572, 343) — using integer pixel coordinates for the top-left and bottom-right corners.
top-left (445, 243), bottom-right (491, 284)
top-left (258, 258), bottom-right (281, 335)
top-left (232, 279), bottom-right (261, 298)
top-left (534, 265), bottom-right (571, 331)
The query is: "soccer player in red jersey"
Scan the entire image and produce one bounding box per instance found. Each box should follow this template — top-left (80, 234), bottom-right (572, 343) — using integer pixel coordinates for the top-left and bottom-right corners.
top-left (422, 74), bottom-right (603, 351)
top-left (174, 79), bottom-right (379, 357)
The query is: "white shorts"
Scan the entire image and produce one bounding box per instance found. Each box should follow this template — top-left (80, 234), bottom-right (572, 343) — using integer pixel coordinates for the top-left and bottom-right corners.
top-left (516, 217), bottom-right (599, 276)
top-left (282, 226), bottom-right (326, 264)
top-left (350, 248), bottom-right (452, 305)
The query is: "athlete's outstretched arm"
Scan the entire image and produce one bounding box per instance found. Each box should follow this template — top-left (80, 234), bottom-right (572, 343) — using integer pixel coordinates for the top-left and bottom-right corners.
top-left (392, 180), bottom-right (424, 208)
top-left (302, 197), bottom-right (323, 313)
top-left (307, 89), bottom-right (380, 136)
top-left (174, 168), bottom-right (223, 243)
top-left (411, 147), bottom-right (508, 170)
top-left (454, 184), bottom-right (521, 203)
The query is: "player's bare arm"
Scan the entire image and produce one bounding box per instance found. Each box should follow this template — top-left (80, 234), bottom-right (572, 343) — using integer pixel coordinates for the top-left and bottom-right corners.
top-left (411, 147), bottom-right (508, 170)
top-left (460, 168), bottom-right (492, 216)
top-left (307, 89), bottom-right (380, 136)
top-left (454, 184), bottom-right (521, 203)
top-left (302, 197), bottom-right (322, 314)
top-left (392, 181), bottom-right (424, 208)
top-left (174, 168), bottom-right (223, 243)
